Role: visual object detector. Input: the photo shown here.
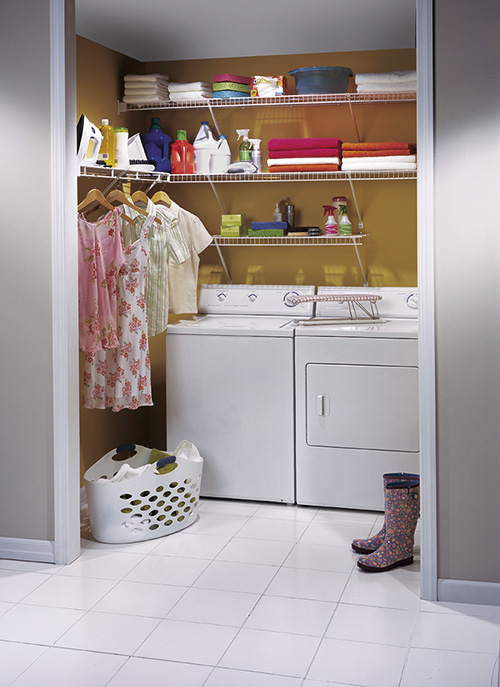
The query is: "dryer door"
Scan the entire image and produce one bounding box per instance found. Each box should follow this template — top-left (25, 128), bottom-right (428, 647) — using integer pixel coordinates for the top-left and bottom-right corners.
top-left (306, 363), bottom-right (419, 452)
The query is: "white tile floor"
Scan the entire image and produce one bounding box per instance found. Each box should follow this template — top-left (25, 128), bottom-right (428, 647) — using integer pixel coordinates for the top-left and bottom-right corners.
top-left (0, 498), bottom-right (499, 687)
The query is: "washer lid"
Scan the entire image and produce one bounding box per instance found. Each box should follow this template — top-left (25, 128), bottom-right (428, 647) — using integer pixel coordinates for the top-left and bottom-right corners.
top-left (167, 314), bottom-right (298, 336)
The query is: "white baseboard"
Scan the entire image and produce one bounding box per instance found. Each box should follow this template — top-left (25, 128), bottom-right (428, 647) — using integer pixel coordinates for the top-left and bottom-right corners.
top-left (438, 578), bottom-right (500, 607)
top-left (0, 537), bottom-right (56, 564)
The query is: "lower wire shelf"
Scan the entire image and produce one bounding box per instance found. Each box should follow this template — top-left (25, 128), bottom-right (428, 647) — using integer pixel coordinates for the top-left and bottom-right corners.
top-left (212, 234), bottom-right (367, 247)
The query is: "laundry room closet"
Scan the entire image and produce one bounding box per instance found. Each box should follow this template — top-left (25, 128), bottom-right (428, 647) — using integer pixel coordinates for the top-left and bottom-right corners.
top-left (76, 34), bottom-right (417, 486)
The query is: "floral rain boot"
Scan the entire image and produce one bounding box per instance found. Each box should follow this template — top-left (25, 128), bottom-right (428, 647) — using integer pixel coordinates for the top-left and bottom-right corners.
top-left (357, 479), bottom-right (420, 572)
top-left (351, 472), bottom-right (419, 554)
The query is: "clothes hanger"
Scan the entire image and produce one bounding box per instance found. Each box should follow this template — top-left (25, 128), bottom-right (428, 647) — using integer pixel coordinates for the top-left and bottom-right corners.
top-left (106, 189), bottom-right (161, 224)
top-left (130, 189), bottom-right (150, 206)
top-left (151, 190), bottom-right (172, 207)
top-left (78, 188), bottom-right (135, 224)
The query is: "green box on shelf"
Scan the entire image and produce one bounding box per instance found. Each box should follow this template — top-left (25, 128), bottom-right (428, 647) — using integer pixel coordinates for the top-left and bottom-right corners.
top-left (247, 228), bottom-right (285, 237)
top-left (220, 224), bottom-right (247, 237)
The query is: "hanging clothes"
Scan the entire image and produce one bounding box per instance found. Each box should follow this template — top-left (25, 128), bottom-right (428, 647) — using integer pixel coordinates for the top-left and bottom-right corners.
top-left (82, 209), bottom-right (154, 412)
top-left (159, 200), bottom-right (213, 314)
top-left (77, 208), bottom-right (125, 352)
top-left (122, 198), bottom-right (190, 336)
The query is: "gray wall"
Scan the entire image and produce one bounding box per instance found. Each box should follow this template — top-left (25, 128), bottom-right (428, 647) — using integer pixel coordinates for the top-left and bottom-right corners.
top-left (0, 2), bottom-right (55, 541)
top-left (434, 0), bottom-right (500, 583)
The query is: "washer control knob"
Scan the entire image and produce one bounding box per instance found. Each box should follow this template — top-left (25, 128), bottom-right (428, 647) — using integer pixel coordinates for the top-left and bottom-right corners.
top-left (284, 291), bottom-right (300, 307)
top-left (248, 293), bottom-right (258, 302)
top-left (406, 293), bottom-right (418, 309)
top-left (217, 292), bottom-right (228, 302)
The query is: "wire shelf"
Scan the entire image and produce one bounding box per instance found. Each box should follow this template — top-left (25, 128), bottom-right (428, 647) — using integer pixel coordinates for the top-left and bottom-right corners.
top-left (212, 234), bottom-right (367, 247)
top-left (119, 91), bottom-right (416, 112)
top-left (79, 166), bottom-right (171, 182)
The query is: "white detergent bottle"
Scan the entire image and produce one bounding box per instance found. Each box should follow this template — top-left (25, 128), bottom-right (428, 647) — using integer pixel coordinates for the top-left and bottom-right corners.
top-left (249, 138), bottom-right (263, 172)
top-left (209, 135), bottom-right (231, 174)
top-left (193, 121), bottom-right (218, 174)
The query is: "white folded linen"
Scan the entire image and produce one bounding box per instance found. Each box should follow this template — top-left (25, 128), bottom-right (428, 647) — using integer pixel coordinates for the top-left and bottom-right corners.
top-left (123, 94), bottom-right (170, 103)
top-left (355, 70), bottom-right (416, 85)
top-left (342, 155), bottom-right (416, 163)
top-left (266, 157), bottom-right (340, 166)
top-left (124, 87), bottom-right (170, 97)
top-left (356, 82), bottom-right (417, 93)
top-left (124, 73), bottom-right (169, 83)
top-left (341, 160), bottom-right (417, 171)
top-left (168, 91), bottom-right (213, 100)
top-left (168, 81), bottom-right (212, 93)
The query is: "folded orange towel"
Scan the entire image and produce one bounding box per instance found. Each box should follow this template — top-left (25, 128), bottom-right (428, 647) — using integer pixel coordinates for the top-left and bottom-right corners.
top-left (342, 141), bottom-right (415, 151)
top-left (343, 148), bottom-right (416, 157)
top-left (268, 164), bottom-right (340, 172)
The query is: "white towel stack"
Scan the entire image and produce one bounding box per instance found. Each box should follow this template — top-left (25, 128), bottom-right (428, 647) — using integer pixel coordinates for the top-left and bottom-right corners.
top-left (168, 81), bottom-right (213, 101)
top-left (355, 70), bottom-right (417, 93)
top-left (123, 73), bottom-right (170, 104)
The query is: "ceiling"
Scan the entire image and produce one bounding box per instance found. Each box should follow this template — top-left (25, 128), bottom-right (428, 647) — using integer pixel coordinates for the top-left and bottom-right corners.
top-left (75, 0), bottom-right (416, 63)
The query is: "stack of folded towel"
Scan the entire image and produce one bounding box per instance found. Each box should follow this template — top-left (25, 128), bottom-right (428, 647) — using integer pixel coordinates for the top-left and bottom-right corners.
top-left (341, 142), bottom-right (417, 171)
top-left (354, 70), bottom-right (417, 93)
top-left (168, 81), bottom-right (213, 101)
top-left (267, 138), bottom-right (342, 172)
top-left (213, 74), bottom-right (252, 99)
top-left (123, 73), bottom-right (170, 103)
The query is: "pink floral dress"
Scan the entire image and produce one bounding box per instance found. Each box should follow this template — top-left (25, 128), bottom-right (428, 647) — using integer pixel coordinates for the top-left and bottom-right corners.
top-left (82, 210), bottom-right (154, 412)
top-left (78, 208), bottom-right (124, 352)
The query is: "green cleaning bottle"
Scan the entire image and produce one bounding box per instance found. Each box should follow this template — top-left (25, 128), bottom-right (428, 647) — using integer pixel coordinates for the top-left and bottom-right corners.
top-left (236, 129), bottom-right (252, 161)
top-left (338, 203), bottom-right (352, 235)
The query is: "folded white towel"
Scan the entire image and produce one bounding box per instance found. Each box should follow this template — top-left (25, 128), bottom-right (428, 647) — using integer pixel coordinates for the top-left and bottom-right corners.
top-left (124, 73), bottom-right (169, 83)
top-left (168, 81), bottom-right (212, 93)
top-left (124, 87), bottom-right (170, 97)
top-left (123, 95), bottom-right (170, 104)
top-left (355, 70), bottom-right (416, 85)
top-left (343, 155), bottom-right (416, 163)
top-left (169, 91), bottom-right (213, 101)
top-left (356, 82), bottom-right (417, 93)
top-left (342, 160), bottom-right (417, 171)
top-left (267, 157), bottom-right (340, 166)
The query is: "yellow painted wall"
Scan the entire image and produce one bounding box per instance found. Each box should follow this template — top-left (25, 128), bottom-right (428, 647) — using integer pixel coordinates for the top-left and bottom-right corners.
top-left (77, 38), bottom-right (416, 476)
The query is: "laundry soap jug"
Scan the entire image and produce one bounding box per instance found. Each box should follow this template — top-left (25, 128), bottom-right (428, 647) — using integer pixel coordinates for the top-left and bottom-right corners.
top-left (194, 121), bottom-right (218, 174)
top-left (171, 130), bottom-right (195, 174)
top-left (209, 135), bottom-right (231, 174)
top-left (97, 119), bottom-right (115, 167)
top-left (323, 205), bottom-right (338, 235)
top-left (140, 117), bottom-right (172, 172)
top-left (236, 129), bottom-right (252, 161)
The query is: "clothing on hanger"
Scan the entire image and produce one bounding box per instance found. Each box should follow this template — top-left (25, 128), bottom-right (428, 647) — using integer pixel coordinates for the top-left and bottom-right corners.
top-left (122, 197), bottom-right (189, 337)
top-left (77, 207), bottom-right (125, 352)
top-left (82, 208), bottom-right (155, 412)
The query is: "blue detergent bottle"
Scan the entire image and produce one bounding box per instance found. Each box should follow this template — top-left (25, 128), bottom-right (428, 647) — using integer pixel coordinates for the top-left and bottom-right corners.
top-left (140, 117), bottom-right (171, 172)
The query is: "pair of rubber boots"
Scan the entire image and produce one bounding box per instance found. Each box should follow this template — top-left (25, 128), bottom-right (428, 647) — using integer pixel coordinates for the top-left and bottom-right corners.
top-left (352, 472), bottom-right (420, 573)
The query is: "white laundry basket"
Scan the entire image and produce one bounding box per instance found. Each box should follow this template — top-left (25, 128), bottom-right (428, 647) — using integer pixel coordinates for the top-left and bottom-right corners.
top-left (84, 442), bottom-right (203, 544)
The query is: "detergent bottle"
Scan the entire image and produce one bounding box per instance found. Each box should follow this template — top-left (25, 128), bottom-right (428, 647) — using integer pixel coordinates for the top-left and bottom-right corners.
top-left (209, 135), bottom-right (231, 174)
top-left (338, 203), bottom-right (353, 235)
top-left (236, 129), bottom-right (252, 161)
top-left (97, 119), bottom-right (115, 167)
top-left (193, 121), bottom-right (218, 174)
top-left (171, 130), bottom-right (195, 174)
top-left (323, 205), bottom-right (338, 235)
top-left (249, 138), bottom-right (263, 172)
top-left (140, 117), bottom-right (172, 172)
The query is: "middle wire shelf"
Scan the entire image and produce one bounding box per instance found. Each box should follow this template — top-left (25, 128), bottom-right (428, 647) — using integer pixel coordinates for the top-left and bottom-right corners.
top-left (212, 234), bottom-right (368, 247)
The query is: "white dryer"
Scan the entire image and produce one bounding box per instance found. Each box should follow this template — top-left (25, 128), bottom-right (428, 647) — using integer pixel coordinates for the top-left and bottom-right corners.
top-left (166, 284), bottom-right (314, 503)
top-left (294, 287), bottom-right (419, 511)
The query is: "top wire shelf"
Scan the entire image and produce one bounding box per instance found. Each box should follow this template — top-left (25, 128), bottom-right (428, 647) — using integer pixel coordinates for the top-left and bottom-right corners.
top-left (118, 91), bottom-right (416, 112)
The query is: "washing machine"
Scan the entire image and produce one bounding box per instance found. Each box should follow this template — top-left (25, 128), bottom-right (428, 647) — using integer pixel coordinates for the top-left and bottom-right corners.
top-left (166, 284), bottom-right (315, 503)
top-left (294, 287), bottom-right (419, 511)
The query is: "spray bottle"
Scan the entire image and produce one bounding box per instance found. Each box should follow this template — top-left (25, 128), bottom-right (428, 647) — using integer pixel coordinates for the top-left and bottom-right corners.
top-left (338, 203), bottom-right (352, 235)
top-left (236, 129), bottom-right (252, 161)
top-left (249, 138), bottom-right (262, 172)
top-left (323, 205), bottom-right (338, 235)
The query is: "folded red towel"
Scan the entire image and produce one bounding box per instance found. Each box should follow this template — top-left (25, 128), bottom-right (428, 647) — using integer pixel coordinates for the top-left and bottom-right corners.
top-left (268, 148), bottom-right (341, 159)
top-left (342, 148), bottom-right (416, 157)
top-left (342, 141), bottom-right (415, 151)
top-left (268, 138), bottom-right (343, 152)
top-left (268, 164), bottom-right (340, 172)
top-left (213, 73), bottom-right (252, 85)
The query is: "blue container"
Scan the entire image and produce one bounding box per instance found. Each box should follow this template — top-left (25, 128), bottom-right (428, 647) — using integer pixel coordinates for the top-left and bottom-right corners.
top-left (289, 66), bottom-right (353, 95)
top-left (140, 117), bottom-right (171, 172)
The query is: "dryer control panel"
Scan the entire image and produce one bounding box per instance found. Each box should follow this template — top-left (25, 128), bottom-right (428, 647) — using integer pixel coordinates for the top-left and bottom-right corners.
top-left (315, 287), bottom-right (418, 319)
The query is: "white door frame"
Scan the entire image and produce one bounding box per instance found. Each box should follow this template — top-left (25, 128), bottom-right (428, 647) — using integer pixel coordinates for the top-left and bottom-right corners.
top-left (52, 0), bottom-right (438, 597)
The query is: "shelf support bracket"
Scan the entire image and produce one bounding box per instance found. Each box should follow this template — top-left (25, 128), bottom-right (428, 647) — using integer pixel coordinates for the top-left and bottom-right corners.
top-left (346, 173), bottom-right (364, 230)
top-left (206, 175), bottom-right (227, 215)
top-left (207, 103), bottom-right (222, 137)
top-left (352, 240), bottom-right (369, 287)
top-left (346, 94), bottom-right (361, 143)
top-left (212, 236), bottom-right (232, 284)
